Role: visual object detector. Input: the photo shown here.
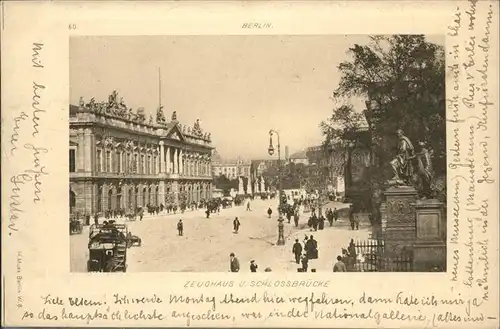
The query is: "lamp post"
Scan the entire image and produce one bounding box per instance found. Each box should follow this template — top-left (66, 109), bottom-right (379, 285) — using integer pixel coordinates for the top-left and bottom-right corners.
top-left (268, 129), bottom-right (285, 246)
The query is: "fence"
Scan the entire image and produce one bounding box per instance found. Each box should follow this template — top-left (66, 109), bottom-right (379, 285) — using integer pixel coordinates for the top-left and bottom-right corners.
top-left (344, 239), bottom-right (414, 272)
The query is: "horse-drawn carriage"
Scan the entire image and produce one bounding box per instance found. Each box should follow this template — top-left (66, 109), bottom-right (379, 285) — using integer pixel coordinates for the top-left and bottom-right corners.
top-left (69, 215), bottom-right (83, 235)
top-left (87, 223), bottom-right (128, 272)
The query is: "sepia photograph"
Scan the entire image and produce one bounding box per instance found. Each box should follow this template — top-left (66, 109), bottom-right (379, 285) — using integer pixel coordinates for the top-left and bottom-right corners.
top-left (69, 34), bottom-right (446, 273)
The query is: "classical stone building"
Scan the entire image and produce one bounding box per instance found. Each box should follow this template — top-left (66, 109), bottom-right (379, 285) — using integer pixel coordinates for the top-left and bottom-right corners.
top-left (69, 91), bottom-right (214, 215)
top-left (211, 152), bottom-right (251, 179)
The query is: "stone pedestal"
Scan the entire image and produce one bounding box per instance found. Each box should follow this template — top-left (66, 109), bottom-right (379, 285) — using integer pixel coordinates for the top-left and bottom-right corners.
top-left (412, 199), bottom-right (446, 271)
top-left (382, 186), bottom-right (418, 257)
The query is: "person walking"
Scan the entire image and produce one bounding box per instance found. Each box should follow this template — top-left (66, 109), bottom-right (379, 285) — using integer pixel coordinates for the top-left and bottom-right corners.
top-left (301, 254), bottom-right (309, 272)
top-left (177, 219), bottom-right (183, 236)
top-left (267, 207), bottom-right (272, 218)
top-left (246, 201), bottom-right (251, 211)
top-left (318, 214), bottom-right (325, 230)
top-left (292, 239), bottom-right (303, 264)
top-left (333, 255), bottom-right (347, 272)
top-left (293, 211), bottom-right (299, 227)
top-left (205, 208), bottom-right (210, 219)
top-left (250, 260), bottom-right (258, 272)
top-left (333, 208), bottom-right (338, 222)
top-left (306, 235), bottom-right (318, 259)
top-left (349, 205), bottom-right (355, 230)
top-left (233, 217), bottom-right (241, 233)
top-left (229, 253), bottom-right (240, 272)
top-left (312, 213), bottom-right (318, 231)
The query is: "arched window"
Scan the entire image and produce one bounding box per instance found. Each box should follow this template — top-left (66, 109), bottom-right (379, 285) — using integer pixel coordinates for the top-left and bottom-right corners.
top-left (69, 190), bottom-right (76, 213)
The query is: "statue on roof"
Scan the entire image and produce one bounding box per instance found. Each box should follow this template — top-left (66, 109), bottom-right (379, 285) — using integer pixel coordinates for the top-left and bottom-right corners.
top-left (156, 106), bottom-right (166, 124)
top-left (136, 107), bottom-right (146, 122)
top-left (149, 114), bottom-right (154, 125)
top-left (79, 96), bottom-right (84, 107)
top-left (87, 97), bottom-right (96, 110)
top-left (119, 97), bottom-right (126, 109)
top-left (108, 90), bottom-right (118, 106)
top-left (187, 127), bottom-right (191, 135)
top-left (171, 111), bottom-right (178, 122)
top-left (193, 119), bottom-right (202, 136)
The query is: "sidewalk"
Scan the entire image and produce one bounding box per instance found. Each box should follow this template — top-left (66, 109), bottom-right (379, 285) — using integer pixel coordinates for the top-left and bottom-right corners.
top-left (244, 213), bottom-right (372, 272)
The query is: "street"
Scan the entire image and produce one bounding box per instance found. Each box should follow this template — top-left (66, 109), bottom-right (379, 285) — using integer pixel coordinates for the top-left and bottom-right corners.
top-left (70, 199), bottom-right (371, 272)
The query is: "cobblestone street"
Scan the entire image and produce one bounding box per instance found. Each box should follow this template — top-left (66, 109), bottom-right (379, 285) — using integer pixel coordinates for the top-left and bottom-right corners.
top-left (71, 199), bottom-right (371, 272)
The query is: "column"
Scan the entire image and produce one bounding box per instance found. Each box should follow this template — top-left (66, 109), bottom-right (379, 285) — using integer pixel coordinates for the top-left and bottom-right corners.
top-left (77, 129), bottom-right (84, 171)
top-left (159, 142), bottom-right (164, 173)
top-left (166, 147), bottom-right (171, 173)
top-left (156, 153), bottom-right (159, 174)
top-left (179, 149), bottom-right (183, 175)
top-left (83, 128), bottom-right (92, 173)
top-left (173, 148), bottom-right (178, 174)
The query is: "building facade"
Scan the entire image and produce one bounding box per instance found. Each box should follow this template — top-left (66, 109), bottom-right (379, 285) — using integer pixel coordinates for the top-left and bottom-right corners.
top-left (288, 149), bottom-right (309, 165)
top-left (69, 91), bottom-right (214, 215)
top-left (306, 145), bottom-right (346, 194)
top-left (211, 154), bottom-right (251, 179)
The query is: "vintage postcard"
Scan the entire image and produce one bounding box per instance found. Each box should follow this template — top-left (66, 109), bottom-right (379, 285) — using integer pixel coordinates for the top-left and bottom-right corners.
top-left (1, 0), bottom-right (499, 328)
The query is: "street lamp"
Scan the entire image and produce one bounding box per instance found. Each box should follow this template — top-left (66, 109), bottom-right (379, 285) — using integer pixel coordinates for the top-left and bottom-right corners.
top-left (268, 129), bottom-right (285, 246)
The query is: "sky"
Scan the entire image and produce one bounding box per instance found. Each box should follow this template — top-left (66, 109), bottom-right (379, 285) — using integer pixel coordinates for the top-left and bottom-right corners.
top-left (70, 35), bottom-right (443, 160)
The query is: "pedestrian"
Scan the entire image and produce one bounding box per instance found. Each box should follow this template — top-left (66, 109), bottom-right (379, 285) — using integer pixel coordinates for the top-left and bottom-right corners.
top-left (267, 207), bottom-right (272, 218)
top-left (233, 217), bottom-right (241, 233)
top-left (205, 208), bottom-right (210, 219)
top-left (246, 201), bottom-right (251, 211)
top-left (294, 211), bottom-right (299, 227)
top-left (355, 214), bottom-right (360, 230)
top-left (229, 253), bottom-right (240, 272)
top-left (305, 235), bottom-right (318, 259)
top-left (292, 239), bottom-right (303, 264)
top-left (349, 205), bottom-right (355, 230)
top-left (333, 255), bottom-right (347, 272)
top-left (312, 213), bottom-right (318, 231)
top-left (301, 254), bottom-right (309, 272)
top-left (333, 208), bottom-right (338, 222)
top-left (177, 220), bottom-right (184, 236)
top-left (250, 260), bottom-right (258, 272)
top-left (318, 214), bottom-right (325, 230)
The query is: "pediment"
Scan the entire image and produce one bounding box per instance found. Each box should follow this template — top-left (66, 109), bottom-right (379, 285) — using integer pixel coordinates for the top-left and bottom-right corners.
top-left (166, 124), bottom-right (185, 142)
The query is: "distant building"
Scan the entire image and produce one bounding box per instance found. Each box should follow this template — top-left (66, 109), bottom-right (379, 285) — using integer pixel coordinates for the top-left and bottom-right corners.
top-left (289, 149), bottom-right (309, 165)
top-left (211, 151), bottom-right (251, 179)
top-left (306, 145), bottom-right (346, 194)
top-left (250, 159), bottom-right (280, 179)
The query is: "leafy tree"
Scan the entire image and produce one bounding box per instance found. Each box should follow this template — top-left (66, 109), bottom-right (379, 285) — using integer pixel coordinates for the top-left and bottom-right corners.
top-left (213, 174), bottom-right (238, 194)
top-left (322, 35), bottom-right (446, 187)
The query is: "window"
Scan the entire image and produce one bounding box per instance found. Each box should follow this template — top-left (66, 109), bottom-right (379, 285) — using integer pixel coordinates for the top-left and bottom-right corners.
top-left (140, 155), bottom-right (145, 174)
top-left (153, 156), bottom-right (157, 174)
top-left (106, 151), bottom-right (111, 172)
top-left (146, 155), bottom-right (151, 174)
top-left (69, 149), bottom-right (76, 172)
top-left (96, 149), bottom-right (102, 172)
top-left (134, 154), bottom-right (138, 173)
top-left (117, 152), bottom-right (122, 173)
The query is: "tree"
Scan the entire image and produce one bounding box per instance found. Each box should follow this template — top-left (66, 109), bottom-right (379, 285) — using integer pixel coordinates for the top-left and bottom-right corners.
top-left (322, 35), bottom-right (446, 184)
top-left (213, 175), bottom-right (238, 194)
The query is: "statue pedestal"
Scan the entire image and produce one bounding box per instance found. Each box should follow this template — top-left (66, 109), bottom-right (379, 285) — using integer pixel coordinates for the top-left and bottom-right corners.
top-left (412, 199), bottom-right (446, 271)
top-left (381, 186), bottom-right (418, 257)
